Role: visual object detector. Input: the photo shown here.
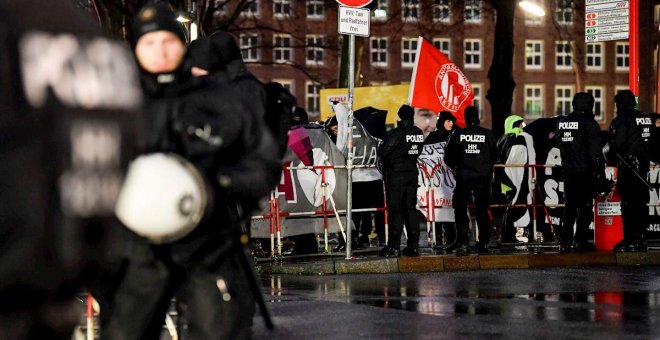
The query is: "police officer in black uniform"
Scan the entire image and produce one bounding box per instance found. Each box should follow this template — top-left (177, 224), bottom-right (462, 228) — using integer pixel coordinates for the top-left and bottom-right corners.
top-left (100, 4), bottom-right (280, 339)
top-left (445, 106), bottom-right (497, 255)
top-left (378, 105), bottom-right (425, 257)
top-left (0, 1), bottom-right (142, 338)
top-left (608, 90), bottom-right (652, 252)
top-left (557, 92), bottom-right (605, 253)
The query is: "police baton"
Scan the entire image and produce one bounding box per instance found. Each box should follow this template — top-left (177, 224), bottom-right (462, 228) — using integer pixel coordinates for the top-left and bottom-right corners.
top-left (615, 153), bottom-right (653, 190)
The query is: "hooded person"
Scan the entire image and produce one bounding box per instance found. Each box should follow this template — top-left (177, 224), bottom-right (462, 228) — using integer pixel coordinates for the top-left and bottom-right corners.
top-left (606, 89), bottom-right (653, 252)
top-left (425, 111), bottom-right (457, 144)
top-left (445, 106), bottom-right (497, 255)
top-left (420, 110), bottom-right (458, 252)
top-left (495, 115), bottom-right (536, 244)
top-left (377, 105), bottom-right (425, 257)
top-left (100, 4), bottom-right (281, 339)
top-left (556, 92), bottom-right (606, 253)
top-left (330, 102), bottom-right (386, 250)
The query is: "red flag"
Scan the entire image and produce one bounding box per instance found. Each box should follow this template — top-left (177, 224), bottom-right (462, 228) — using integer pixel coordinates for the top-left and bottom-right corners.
top-left (408, 37), bottom-right (474, 128)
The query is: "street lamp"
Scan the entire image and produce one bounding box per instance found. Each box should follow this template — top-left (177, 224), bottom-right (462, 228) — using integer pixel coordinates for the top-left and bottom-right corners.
top-left (518, 1), bottom-right (545, 17)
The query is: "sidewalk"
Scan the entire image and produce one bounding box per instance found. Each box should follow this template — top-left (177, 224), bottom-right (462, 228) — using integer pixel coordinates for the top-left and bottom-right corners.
top-left (256, 249), bottom-right (660, 275)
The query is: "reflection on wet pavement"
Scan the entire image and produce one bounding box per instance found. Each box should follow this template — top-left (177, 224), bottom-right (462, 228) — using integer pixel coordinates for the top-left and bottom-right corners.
top-left (262, 267), bottom-right (660, 328)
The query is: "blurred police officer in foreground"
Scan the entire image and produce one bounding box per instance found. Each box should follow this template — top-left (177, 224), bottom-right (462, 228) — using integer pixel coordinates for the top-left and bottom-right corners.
top-left (607, 90), bottom-right (652, 252)
top-left (0, 0), bottom-right (142, 338)
top-left (557, 92), bottom-right (605, 253)
top-left (378, 105), bottom-right (425, 257)
top-left (100, 4), bottom-right (280, 339)
top-left (444, 106), bottom-right (497, 256)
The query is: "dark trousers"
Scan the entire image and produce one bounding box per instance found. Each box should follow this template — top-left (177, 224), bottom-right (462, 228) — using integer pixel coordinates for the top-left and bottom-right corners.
top-left (561, 174), bottom-right (594, 246)
top-left (352, 180), bottom-right (386, 245)
top-left (386, 172), bottom-right (420, 249)
top-left (453, 177), bottom-right (491, 245)
top-left (99, 238), bottom-right (254, 340)
top-left (618, 167), bottom-right (650, 241)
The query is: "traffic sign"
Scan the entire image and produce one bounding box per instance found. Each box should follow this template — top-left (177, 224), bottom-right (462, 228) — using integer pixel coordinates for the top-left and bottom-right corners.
top-left (336, 0), bottom-right (372, 8)
top-left (585, 0), bottom-right (629, 42)
top-left (338, 7), bottom-right (370, 37)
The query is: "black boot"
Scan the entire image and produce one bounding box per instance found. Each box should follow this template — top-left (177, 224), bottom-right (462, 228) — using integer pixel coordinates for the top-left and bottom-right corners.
top-left (613, 239), bottom-right (633, 252)
top-left (378, 245), bottom-right (400, 258)
top-left (401, 247), bottom-right (419, 257)
top-left (455, 243), bottom-right (470, 256)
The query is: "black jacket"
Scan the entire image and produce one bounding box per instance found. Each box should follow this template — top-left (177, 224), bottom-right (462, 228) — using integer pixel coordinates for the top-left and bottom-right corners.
top-left (444, 124), bottom-right (497, 181)
top-left (0, 0), bottom-right (142, 308)
top-left (425, 129), bottom-right (452, 144)
top-left (557, 111), bottom-right (604, 175)
top-left (607, 108), bottom-right (652, 172)
top-left (139, 65), bottom-right (280, 265)
top-left (377, 119), bottom-right (424, 174)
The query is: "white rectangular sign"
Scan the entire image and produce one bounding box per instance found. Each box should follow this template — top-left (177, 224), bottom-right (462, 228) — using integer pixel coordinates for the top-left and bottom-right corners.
top-left (585, 0), bottom-right (628, 42)
top-left (338, 6), bottom-right (370, 37)
top-left (597, 201), bottom-right (622, 216)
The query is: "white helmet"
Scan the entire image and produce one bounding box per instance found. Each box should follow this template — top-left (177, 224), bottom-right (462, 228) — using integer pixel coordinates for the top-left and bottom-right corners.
top-left (115, 153), bottom-right (210, 244)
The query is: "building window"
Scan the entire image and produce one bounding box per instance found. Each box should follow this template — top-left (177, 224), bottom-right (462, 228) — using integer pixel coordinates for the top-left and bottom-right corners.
top-left (273, 34), bottom-right (292, 64)
top-left (586, 86), bottom-right (604, 120)
top-left (402, 0), bottom-right (420, 21)
top-left (306, 81), bottom-right (321, 114)
top-left (525, 0), bottom-right (544, 25)
top-left (615, 42), bottom-right (629, 71)
top-left (240, 33), bottom-right (259, 62)
top-left (433, 0), bottom-right (451, 23)
top-left (372, 0), bottom-right (388, 20)
top-left (306, 0), bottom-right (324, 18)
top-left (586, 43), bottom-right (604, 71)
top-left (524, 85), bottom-right (544, 117)
top-left (306, 35), bottom-right (324, 66)
top-left (370, 37), bottom-right (388, 67)
top-left (555, 41), bottom-right (572, 71)
top-left (472, 83), bottom-right (482, 118)
top-left (433, 38), bottom-right (451, 59)
top-left (401, 38), bottom-right (418, 68)
top-left (273, 0), bottom-right (291, 17)
top-left (556, 0), bottom-right (573, 25)
top-left (273, 79), bottom-right (294, 94)
top-left (464, 39), bottom-right (481, 69)
top-left (241, 0), bottom-right (259, 16)
top-left (525, 40), bottom-right (543, 70)
top-left (464, 0), bottom-right (481, 23)
top-left (555, 85), bottom-right (574, 116)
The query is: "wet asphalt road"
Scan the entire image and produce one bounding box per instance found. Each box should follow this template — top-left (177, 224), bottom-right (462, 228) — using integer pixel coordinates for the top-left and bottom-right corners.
top-left (252, 266), bottom-right (660, 339)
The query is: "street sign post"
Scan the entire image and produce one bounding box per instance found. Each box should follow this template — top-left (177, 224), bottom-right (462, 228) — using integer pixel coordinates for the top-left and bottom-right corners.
top-left (337, 4), bottom-right (371, 259)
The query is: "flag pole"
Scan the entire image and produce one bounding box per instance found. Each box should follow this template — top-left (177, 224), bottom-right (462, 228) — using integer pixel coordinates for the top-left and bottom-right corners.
top-left (407, 36), bottom-right (424, 105)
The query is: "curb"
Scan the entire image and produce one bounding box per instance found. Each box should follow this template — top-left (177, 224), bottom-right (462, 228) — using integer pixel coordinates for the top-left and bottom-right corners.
top-left (257, 251), bottom-right (660, 275)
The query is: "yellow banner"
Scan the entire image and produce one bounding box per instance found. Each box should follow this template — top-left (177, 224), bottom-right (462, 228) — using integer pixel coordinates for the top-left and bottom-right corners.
top-left (319, 84), bottom-right (410, 126)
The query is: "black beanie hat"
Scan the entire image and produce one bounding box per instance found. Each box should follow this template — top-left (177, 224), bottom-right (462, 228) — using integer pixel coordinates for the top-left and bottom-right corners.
top-left (614, 89), bottom-right (636, 112)
top-left (572, 92), bottom-right (595, 114)
top-left (464, 106), bottom-right (480, 125)
top-left (131, 4), bottom-right (187, 48)
top-left (291, 106), bottom-right (309, 126)
top-left (398, 104), bottom-right (415, 120)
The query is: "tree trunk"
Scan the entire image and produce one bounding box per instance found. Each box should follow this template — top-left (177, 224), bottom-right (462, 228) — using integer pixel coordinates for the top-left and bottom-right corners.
top-left (486, 0), bottom-right (516, 138)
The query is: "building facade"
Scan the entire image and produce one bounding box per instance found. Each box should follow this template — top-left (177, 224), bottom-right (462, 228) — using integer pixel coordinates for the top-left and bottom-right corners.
top-left (218, 0), bottom-right (659, 129)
